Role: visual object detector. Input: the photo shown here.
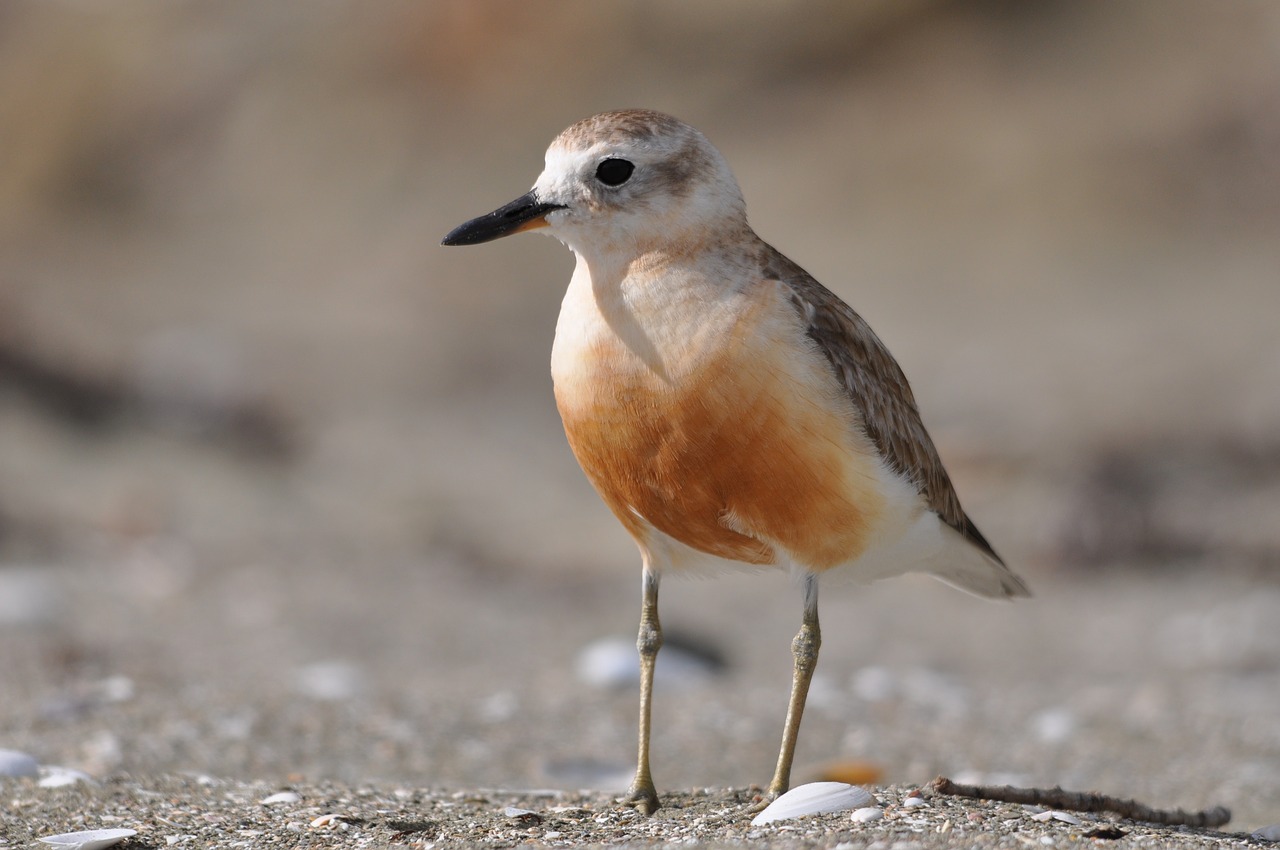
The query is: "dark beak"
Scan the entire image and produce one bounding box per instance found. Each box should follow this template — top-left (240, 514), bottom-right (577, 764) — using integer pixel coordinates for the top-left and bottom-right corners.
top-left (441, 191), bottom-right (566, 246)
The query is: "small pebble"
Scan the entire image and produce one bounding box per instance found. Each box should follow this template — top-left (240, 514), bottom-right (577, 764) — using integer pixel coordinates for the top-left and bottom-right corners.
top-left (292, 661), bottom-right (364, 701)
top-left (1253, 824), bottom-right (1280, 841)
top-left (576, 635), bottom-right (722, 689)
top-left (851, 807), bottom-right (883, 823)
top-left (902, 795), bottom-right (928, 808)
top-left (1032, 707), bottom-right (1076, 744)
top-left (0, 568), bottom-right (61, 626)
top-left (93, 677), bottom-right (136, 704)
top-left (477, 691), bottom-right (518, 723)
top-left (0, 749), bottom-right (39, 777)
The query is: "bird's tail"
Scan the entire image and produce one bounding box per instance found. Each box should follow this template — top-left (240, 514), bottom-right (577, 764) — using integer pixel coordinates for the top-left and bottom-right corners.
top-left (929, 523), bottom-right (1031, 599)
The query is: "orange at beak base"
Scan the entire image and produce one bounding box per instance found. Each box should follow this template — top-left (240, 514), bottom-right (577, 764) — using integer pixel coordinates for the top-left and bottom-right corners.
top-left (441, 191), bottom-right (566, 246)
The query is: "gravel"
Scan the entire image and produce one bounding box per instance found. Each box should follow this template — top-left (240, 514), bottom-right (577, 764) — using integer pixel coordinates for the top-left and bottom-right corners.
top-left (2, 550), bottom-right (1277, 848)
top-left (1, 776), bottom-right (1262, 849)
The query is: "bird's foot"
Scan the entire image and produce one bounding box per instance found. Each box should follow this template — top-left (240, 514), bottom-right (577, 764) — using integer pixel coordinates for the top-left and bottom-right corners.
top-left (745, 783), bottom-right (785, 814)
top-left (623, 780), bottom-right (660, 816)
top-left (745, 794), bottom-right (774, 814)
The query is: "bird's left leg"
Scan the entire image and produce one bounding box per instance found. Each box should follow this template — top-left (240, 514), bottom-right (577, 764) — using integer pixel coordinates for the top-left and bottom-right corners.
top-left (624, 566), bottom-right (663, 815)
top-left (757, 572), bottom-right (821, 807)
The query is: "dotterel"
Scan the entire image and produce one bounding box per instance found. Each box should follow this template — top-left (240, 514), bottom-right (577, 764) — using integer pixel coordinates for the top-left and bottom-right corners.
top-left (443, 109), bottom-right (1029, 815)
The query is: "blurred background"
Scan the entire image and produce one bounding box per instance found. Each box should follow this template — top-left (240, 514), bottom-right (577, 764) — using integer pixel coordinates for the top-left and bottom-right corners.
top-left (2, 0), bottom-right (1279, 830)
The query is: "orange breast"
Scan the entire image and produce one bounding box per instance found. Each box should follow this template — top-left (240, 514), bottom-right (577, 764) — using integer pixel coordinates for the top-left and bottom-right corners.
top-left (553, 287), bottom-right (886, 572)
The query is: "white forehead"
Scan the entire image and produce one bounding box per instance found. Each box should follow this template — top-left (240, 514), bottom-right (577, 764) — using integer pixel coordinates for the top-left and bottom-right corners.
top-left (538, 143), bottom-right (596, 186)
top-left (530, 109), bottom-right (738, 202)
top-left (537, 120), bottom-right (692, 184)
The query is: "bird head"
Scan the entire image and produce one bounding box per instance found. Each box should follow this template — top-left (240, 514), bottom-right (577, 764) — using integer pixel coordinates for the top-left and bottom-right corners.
top-left (442, 110), bottom-right (747, 259)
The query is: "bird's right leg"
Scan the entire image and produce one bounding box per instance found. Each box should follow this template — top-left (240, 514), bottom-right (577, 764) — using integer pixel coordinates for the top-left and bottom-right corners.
top-left (624, 566), bottom-right (663, 815)
top-left (752, 572), bottom-right (821, 810)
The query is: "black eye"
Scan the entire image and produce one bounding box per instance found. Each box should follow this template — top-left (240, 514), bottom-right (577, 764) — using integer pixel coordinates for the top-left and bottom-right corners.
top-left (595, 158), bottom-right (635, 187)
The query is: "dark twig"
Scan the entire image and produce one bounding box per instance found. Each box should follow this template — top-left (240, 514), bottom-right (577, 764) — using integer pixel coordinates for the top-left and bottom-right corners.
top-left (927, 776), bottom-right (1231, 829)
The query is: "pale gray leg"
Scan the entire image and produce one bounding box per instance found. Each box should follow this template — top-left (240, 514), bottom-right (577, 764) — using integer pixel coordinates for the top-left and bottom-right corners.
top-left (624, 567), bottom-right (662, 814)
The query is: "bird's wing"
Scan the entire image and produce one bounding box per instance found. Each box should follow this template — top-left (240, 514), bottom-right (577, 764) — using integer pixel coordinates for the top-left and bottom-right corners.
top-left (760, 246), bottom-right (1005, 566)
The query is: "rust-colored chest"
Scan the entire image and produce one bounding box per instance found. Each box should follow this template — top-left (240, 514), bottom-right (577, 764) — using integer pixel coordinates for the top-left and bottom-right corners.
top-left (552, 277), bottom-right (884, 571)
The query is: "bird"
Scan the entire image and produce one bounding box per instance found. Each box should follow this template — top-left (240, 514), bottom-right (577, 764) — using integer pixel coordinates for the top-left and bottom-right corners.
top-left (441, 109), bottom-right (1030, 816)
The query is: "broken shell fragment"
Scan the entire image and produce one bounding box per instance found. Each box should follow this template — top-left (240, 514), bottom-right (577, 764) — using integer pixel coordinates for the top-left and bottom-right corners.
top-left (1031, 810), bottom-right (1082, 825)
top-left (751, 782), bottom-right (874, 825)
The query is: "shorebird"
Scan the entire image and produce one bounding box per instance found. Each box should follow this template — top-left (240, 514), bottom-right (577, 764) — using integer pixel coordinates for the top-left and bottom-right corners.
top-left (442, 109), bottom-right (1029, 815)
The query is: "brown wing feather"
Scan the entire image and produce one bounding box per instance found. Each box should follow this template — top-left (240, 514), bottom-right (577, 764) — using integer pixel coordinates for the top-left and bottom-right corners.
top-left (759, 245), bottom-right (1005, 566)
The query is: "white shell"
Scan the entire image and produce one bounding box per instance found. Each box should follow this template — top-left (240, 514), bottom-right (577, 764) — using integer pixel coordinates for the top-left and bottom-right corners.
top-left (38, 766), bottom-right (95, 788)
top-left (850, 806), bottom-right (884, 823)
top-left (0, 749), bottom-right (39, 777)
top-left (38, 828), bottom-right (137, 850)
top-left (260, 791), bottom-right (301, 805)
top-left (751, 782), bottom-right (874, 825)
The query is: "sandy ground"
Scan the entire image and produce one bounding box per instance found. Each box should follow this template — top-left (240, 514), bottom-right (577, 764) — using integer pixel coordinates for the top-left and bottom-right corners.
top-left (0, 778), bottom-right (1260, 849)
top-left (3, 3), bottom-right (1280, 847)
top-left (3, 554), bottom-right (1279, 846)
